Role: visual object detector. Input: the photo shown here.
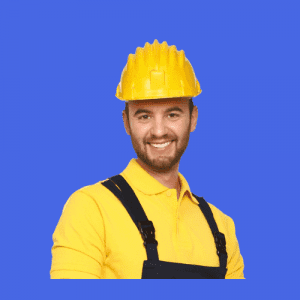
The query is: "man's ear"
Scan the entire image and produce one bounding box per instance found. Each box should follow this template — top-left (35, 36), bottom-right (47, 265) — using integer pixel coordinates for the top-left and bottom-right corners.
top-left (190, 106), bottom-right (198, 133)
top-left (122, 110), bottom-right (131, 135)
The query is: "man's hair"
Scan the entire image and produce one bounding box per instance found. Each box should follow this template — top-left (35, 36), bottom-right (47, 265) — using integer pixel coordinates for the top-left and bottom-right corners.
top-left (124, 98), bottom-right (194, 122)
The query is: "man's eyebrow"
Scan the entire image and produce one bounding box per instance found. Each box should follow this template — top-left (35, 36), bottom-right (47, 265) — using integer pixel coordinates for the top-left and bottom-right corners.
top-left (133, 106), bottom-right (184, 117)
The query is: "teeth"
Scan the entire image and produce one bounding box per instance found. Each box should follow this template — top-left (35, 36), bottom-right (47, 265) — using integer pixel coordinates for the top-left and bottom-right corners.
top-left (151, 141), bottom-right (171, 148)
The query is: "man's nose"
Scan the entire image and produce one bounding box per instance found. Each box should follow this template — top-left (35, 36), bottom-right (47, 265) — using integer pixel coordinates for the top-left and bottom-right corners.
top-left (150, 117), bottom-right (169, 137)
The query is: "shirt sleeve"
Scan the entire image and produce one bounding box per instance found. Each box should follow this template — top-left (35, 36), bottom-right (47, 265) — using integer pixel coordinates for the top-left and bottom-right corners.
top-left (225, 216), bottom-right (245, 279)
top-left (50, 190), bottom-right (105, 279)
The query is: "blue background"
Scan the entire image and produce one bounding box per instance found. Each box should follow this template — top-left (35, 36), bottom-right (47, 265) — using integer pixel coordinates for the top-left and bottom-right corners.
top-left (0, 0), bottom-right (299, 298)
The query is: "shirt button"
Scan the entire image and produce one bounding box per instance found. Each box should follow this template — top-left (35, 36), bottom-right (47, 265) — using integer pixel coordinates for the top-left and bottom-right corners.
top-left (166, 190), bottom-right (172, 197)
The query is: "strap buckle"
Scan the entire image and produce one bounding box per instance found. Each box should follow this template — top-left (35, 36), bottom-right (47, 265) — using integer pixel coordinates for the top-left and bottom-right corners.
top-left (138, 221), bottom-right (158, 246)
top-left (213, 231), bottom-right (227, 256)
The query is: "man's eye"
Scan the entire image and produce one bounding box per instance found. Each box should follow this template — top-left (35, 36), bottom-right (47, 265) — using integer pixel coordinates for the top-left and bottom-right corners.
top-left (139, 115), bottom-right (150, 120)
top-left (169, 113), bottom-right (179, 118)
top-left (138, 114), bottom-right (179, 120)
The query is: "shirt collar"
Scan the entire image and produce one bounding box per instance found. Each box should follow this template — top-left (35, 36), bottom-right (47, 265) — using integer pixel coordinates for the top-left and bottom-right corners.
top-left (120, 158), bottom-right (198, 204)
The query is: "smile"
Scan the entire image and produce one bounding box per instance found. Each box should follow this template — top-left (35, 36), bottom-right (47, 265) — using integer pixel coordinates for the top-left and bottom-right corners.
top-left (148, 140), bottom-right (174, 151)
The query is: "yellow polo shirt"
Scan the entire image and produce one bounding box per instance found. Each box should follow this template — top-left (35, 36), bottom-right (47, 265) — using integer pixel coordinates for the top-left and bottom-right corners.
top-left (50, 158), bottom-right (245, 279)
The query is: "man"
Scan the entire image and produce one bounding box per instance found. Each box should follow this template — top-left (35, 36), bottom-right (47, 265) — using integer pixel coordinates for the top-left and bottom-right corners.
top-left (50, 39), bottom-right (245, 279)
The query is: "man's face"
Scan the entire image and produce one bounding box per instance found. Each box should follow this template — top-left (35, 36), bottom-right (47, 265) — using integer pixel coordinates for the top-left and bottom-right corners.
top-left (122, 97), bottom-right (198, 173)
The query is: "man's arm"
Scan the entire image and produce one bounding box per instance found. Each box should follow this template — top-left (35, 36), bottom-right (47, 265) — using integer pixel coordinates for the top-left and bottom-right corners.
top-left (225, 216), bottom-right (245, 279)
top-left (50, 190), bottom-right (105, 279)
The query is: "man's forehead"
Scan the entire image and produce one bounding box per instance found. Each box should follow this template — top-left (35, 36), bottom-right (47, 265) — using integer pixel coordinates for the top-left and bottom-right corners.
top-left (128, 97), bottom-right (190, 107)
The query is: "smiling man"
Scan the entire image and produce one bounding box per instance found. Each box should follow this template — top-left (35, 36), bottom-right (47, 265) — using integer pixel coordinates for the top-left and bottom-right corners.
top-left (123, 97), bottom-right (196, 201)
top-left (50, 40), bottom-right (245, 279)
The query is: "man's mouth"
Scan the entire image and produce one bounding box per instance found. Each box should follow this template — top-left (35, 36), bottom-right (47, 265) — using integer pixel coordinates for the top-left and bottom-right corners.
top-left (147, 140), bottom-right (174, 150)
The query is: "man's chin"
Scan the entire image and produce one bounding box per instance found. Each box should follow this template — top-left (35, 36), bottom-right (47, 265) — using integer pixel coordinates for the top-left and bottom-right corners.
top-left (141, 156), bottom-right (178, 173)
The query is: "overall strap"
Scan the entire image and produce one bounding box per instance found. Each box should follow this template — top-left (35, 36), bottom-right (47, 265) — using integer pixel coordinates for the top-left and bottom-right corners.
top-left (192, 193), bottom-right (228, 269)
top-left (101, 175), bottom-right (159, 261)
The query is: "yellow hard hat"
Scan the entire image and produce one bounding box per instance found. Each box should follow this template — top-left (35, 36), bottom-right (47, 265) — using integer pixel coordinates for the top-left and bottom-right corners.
top-left (116, 39), bottom-right (202, 101)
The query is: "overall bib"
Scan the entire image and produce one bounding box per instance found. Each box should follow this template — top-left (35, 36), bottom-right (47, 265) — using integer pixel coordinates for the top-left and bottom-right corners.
top-left (101, 175), bottom-right (228, 279)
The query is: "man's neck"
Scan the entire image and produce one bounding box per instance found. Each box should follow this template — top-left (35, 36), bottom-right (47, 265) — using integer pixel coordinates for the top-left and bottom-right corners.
top-left (136, 158), bottom-right (180, 192)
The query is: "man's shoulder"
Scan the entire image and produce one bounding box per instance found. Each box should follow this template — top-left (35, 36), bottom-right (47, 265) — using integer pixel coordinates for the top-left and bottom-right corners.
top-left (191, 194), bottom-right (230, 219)
top-left (62, 178), bottom-right (115, 213)
top-left (206, 201), bottom-right (230, 220)
top-left (196, 197), bottom-right (235, 233)
top-left (76, 178), bottom-right (111, 197)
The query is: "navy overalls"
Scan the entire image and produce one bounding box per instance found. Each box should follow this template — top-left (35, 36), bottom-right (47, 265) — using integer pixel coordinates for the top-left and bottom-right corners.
top-left (101, 174), bottom-right (228, 279)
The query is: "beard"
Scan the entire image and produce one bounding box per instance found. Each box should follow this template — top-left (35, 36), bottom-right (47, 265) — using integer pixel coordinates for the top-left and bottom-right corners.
top-left (129, 120), bottom-right (192, 174)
